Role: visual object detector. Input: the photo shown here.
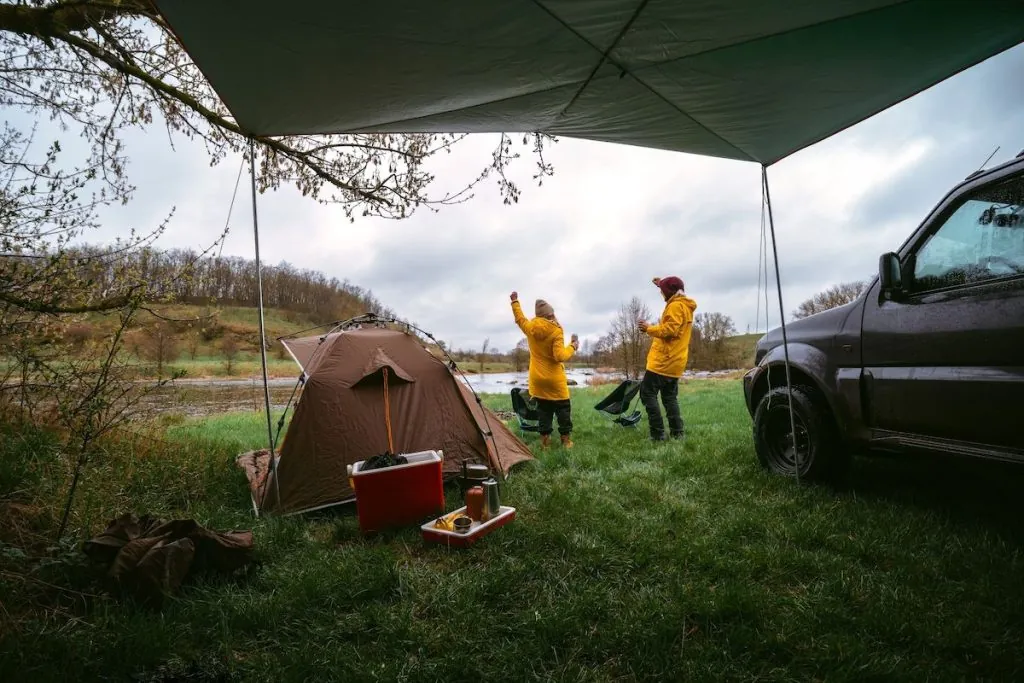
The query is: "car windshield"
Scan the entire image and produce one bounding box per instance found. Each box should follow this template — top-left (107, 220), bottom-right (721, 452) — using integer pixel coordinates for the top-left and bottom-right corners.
top-left (913, 172), bottom-right (1024, 290)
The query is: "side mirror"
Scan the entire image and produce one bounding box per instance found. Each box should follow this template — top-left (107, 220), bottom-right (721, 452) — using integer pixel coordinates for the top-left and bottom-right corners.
top-left (878, 252), bottom-right (903, 298)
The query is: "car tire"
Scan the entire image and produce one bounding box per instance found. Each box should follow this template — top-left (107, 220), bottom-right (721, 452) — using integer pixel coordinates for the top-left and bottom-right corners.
top-left (752, 384), bottom-right (848, 483)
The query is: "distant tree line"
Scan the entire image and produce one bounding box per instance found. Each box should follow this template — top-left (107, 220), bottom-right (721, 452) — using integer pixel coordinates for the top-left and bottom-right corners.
top-left (452, 297), bottom-right (750, 376)
top-left (792, 280), bottom-right (867, 320)
top-left (586, 300), bottom-right (744, 375)
top-left (62, 245), bottom-right (396, 322)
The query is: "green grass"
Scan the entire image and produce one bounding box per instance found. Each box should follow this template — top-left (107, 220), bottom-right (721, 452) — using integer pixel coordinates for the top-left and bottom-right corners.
top-left (164, 355), bottom-right (300, 379)
top-left (3, 381), bottom-right (1024, 681)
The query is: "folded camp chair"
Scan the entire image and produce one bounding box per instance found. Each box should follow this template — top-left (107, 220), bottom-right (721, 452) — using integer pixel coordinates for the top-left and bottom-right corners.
top-left (510, 387), bottom-right (541, 434)
top-left (594, 379), bottom-right (643, 427)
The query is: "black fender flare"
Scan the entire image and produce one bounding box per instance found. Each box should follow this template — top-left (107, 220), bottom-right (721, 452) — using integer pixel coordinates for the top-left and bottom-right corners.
top-left (750, 343), bottom-right (845, 432)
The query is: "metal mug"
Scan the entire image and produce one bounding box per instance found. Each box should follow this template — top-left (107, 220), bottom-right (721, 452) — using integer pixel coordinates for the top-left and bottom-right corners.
top-left (481, 478), bottom-right (500, 521)
top-left (453, 516), bottom-right (472, 534)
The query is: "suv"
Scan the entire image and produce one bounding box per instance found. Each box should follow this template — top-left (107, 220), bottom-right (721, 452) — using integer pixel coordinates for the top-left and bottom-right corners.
top-left (743, 152), bottom-right (1024, 481)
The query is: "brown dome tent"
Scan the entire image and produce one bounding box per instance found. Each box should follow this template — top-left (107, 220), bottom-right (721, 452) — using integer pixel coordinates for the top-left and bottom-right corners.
top-left (237, 324), bottom-right (534, 515)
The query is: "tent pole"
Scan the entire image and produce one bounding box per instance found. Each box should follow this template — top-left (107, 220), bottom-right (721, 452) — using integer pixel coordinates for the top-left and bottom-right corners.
top-left (761, 165), bottom-right (801, 484)
top-left (249, 138), bottom-right (280, 507)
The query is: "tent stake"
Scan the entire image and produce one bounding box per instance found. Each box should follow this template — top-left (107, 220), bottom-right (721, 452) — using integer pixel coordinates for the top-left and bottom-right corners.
top-left (761, 165), bottom-right (801, 484)
top-left (249, 138), bottom-right (280, 508)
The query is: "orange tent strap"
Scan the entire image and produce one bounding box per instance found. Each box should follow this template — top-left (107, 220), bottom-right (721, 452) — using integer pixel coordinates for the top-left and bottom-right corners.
top-left (382, 367), bottom-right (394, 453)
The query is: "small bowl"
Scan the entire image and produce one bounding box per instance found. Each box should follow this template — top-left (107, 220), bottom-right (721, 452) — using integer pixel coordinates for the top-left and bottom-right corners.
top-left (453, 516), bottom-right (472, 534)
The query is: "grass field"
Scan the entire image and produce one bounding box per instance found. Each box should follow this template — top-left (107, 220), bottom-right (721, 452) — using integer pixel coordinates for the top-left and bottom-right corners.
top-left (3, 381), bottom-right (1024, 681)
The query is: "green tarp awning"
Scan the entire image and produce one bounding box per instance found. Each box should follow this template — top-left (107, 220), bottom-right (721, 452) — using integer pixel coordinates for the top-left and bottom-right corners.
top-left (154, 0), bottom-right (1024, 164)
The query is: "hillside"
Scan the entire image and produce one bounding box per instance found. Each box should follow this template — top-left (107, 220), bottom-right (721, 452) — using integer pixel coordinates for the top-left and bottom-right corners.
top-left (2, 246), bottom-right (403, 381)
top-left (725, 332), bottom-right (762, 368)
top-left (50, 306), bottom-right (765, 381)
top-left (71, 304), bottom-right (339, 380)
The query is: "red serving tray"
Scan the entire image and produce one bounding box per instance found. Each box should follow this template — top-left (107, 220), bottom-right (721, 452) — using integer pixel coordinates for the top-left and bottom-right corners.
top-left (421, 505), bottom-right (516, 548)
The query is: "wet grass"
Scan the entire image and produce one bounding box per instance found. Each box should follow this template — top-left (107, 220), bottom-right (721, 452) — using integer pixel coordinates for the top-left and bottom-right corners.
top-left (164, 356), bottom-right (300, 380)
top-left (2, 380), bottom-right (1024, 681)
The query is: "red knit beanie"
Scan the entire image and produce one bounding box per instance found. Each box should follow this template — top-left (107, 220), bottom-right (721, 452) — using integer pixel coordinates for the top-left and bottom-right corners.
top-left (656, 276), bottom-right (684, 297)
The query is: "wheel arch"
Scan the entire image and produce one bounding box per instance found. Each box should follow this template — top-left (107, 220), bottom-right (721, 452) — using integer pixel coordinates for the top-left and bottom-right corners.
top-left (748, 344), bottom-right (842, 430)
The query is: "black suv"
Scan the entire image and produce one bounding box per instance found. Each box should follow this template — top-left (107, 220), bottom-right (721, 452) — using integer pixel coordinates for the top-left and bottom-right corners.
top-left (744, 152), bottom-right (1024, 481)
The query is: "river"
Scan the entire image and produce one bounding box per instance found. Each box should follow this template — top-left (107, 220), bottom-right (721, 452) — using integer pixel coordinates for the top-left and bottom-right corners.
top-left (138, 367), bottom-right (741, 417)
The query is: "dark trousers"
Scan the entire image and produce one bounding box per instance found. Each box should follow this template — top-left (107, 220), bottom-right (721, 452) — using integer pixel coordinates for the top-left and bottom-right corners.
top-left (535, 398), bottom-right (573, 436)
top-left (640, 370), bottom-right (684, 439)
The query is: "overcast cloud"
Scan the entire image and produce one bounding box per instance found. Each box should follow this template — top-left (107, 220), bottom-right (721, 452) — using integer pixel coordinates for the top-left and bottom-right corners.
top-left (36, 43), bottom-right (1024, 353)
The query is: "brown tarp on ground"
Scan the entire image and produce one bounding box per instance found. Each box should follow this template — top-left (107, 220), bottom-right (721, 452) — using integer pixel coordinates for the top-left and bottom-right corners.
top-left (82, 513), bottom-right (254, 605)
top-left (244, 327), bottom-right (533, 515)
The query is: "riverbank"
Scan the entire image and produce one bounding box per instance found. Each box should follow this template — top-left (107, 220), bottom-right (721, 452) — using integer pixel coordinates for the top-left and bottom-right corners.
top-left (137, 367), bottom-right (746, 417)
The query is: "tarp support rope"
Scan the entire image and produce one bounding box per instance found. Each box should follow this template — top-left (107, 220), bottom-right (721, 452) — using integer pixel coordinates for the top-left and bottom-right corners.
top-left (249, 137), bottom-right (281, 510)
top-left (755, 177), bottom-right (770, 334)
top-left (382, 367), bottom-right (395, 453)
top-left (762, 165), bottom-right (801, 484)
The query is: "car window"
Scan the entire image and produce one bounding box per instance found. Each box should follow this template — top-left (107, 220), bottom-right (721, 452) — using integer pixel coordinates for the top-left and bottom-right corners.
top-left (911, 172), bottom-right (1024, 292)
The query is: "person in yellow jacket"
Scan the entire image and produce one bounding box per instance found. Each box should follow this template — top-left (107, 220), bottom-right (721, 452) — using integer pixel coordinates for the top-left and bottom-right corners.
top-left (638, 276), bottom-right (698, 442)
top-left (510, 291), bottom-right (579, 448)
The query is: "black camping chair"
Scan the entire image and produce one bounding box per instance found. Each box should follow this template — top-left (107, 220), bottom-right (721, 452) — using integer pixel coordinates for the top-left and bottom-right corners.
top-left (594, 379), bottom-right (643, 427)
top-left (510, 387), bottom-right (541, 434)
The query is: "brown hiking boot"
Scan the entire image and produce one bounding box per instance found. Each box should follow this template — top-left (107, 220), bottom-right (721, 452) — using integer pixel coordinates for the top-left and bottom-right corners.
top-left (560, 434), bottom-right (574, 449)
top-left (540, 434), bottom-right (551, 449)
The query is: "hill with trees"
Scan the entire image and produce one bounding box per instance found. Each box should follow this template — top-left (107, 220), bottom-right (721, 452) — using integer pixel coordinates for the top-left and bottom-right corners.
top-left (2, 245), bottom-right (398, 381)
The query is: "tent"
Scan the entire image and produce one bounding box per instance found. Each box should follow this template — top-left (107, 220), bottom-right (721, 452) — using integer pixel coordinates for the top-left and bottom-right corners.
top-left (153, 0), bottom-right (1024, 489)
top-left (237, 326), bottom-right (534, 515)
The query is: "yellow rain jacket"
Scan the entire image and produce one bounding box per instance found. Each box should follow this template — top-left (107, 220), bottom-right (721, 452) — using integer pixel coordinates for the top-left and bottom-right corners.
top-left (645, 293), bottom-right (698, 378)
top-left (511, 300), bottom-right (575, 401)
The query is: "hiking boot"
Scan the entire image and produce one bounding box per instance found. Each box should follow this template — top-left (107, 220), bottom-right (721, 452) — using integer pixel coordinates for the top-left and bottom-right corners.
top-left (560, 434), bottom-right (574, 449)
top-left (540, 434), bottom-right (551, 449)
top-left (650, 432), bottom-right (667, 443)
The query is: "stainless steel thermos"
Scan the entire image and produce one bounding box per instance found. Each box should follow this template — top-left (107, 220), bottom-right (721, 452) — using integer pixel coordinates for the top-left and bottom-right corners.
top-left (481, 478), bottom-right (500, 521)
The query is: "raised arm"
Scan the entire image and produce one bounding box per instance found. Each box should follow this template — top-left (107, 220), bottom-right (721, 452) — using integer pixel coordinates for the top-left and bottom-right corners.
top-left (552, 329), bottom-right (576, 362)
top-left (511, 294), bottom-right (530, 335)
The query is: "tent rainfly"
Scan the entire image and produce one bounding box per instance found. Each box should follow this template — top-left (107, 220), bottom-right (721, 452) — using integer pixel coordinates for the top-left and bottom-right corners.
top-left (236, 326), bottom-right (534, 515)
top-left (153, 0), bottom-right (1024, 487)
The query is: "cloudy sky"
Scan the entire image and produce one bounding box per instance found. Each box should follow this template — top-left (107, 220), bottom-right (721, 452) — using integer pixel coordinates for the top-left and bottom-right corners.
top-left (41, 42), bottom-right (1024, 353)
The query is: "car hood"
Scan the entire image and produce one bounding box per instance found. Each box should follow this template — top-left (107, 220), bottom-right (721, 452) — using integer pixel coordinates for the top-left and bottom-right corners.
top-left (755, 299), bottom-right (859, 362)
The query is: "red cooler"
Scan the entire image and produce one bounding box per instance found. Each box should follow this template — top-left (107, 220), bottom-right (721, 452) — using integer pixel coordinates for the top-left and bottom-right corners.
top-left (347, 450), bottom-right (445, 534)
